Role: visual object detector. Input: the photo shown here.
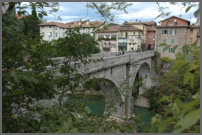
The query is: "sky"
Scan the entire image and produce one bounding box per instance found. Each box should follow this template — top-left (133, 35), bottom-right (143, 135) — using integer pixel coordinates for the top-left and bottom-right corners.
top-left (23, 2), bottom-right (199, 25)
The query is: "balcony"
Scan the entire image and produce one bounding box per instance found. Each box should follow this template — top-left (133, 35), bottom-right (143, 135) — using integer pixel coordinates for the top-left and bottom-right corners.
top-left (98, 36), bottom-right (116, 41)
top-left (118, 38), bottom-right (127, 43)
top-left (98, 35), bottom-right (117, 41)
top-left (118, 43), bottom-right (127, 47)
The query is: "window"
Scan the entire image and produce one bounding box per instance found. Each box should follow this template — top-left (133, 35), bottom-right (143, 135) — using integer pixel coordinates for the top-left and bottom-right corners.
top-left (148, 35), bottom-right (153, 39)
top-left (48, 32), bottom-right (52, 37)
top-left (55, 27), bottom-right (57, 30)
top-left (129, 43), bottom-right (131, 45)
top-left (162, 30), bottom-right (168, 35)
top-left (168, 48), bottom-right (172, 53)
top-left (170, 29), bottom-right (177, 35)
top-left (63, 32), bottom-right (65, 37)
top-left (131, 48), bottom-right (134, 50)
top-left (171, 38), bottom-right (175, 44)
top-left (163, 38), bottom-right (167, 43)
top-left (55, 32), bottom-right (58, 37)
top-left (49, 26), bottom-right (52, 28)
top-left (41, 32), bottom-right (45, 37)
top-left (190, 29), bottom-right (193, 34)
top-left (190, 38), bottom-right (192, 43)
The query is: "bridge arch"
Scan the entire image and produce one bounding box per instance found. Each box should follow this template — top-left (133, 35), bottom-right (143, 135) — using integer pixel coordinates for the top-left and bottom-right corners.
top-left (83, 77), bottom-right (124, 117)
top-left (132, 62), bottom-right (151, 96)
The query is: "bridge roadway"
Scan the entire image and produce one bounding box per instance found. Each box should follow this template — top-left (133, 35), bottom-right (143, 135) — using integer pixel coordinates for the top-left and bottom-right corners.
top-left (48, 51), bottom-right (155, 119)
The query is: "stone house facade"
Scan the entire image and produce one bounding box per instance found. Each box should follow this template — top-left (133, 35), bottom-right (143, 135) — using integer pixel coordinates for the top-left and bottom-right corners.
top-left (39, 20), bottom-right (105, 41)
top-left (156, 16), bottom-right (200, 59)
top-left (186, 25), bottom-right (200, 47)
top-left (95, 24), bottom-right (121, 52)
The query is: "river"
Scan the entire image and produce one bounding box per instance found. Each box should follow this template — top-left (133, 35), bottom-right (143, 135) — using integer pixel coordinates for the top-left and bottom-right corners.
top-left (71, 96), bottom-right (154, 132)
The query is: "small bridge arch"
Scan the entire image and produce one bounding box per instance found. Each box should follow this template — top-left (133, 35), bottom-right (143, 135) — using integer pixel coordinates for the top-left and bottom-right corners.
top-left (83, 77), bottom-right (125, 118)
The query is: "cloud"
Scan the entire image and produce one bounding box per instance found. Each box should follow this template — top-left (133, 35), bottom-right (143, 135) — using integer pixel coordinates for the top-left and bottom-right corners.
top-left (116, 6), bottom-right (159, 20)
top-left (42, 2), bottom-right (199, 25)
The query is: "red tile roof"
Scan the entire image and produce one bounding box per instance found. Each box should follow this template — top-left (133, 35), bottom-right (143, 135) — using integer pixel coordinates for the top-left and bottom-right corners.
top-left (189, 25), bottom-right (200, 29)
top-left (97, 24), bottom-right (121, 33)
top-left (147, 27), bottom-right (156, 32)
top-left (39, 22), bottom-right (69, 28)
top-left (124, 21), bottom-right (156, 26)
top-left (159, 16), bottom-right (190, 23)
top-left (120, 25), bottom-right (143, 31)
top-left (39, 20), bottom-right (104, 29)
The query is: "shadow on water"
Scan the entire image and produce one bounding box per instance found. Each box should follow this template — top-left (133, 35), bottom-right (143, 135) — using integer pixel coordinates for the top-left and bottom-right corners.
top-left (134, 106), bottom-right (154, 133)
top-left (70, 96), bottom-right (105, 116)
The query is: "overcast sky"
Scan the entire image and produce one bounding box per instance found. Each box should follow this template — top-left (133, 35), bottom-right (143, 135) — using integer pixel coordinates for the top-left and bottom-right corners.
top-left (30, 2), bottom-right (199, 25)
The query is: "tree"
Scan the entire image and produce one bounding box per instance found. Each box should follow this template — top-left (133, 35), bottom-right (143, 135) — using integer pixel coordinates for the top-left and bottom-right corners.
top-left (156, 2), bottom-right (200, 19)
top-left (2, 2), bottom-right (138, 133)
top-left (146, 41), bottom-right (200, 133)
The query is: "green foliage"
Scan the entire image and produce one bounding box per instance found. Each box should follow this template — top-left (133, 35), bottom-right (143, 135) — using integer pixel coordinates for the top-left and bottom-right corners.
top-left (54, 27), bottom-right (100, 58)
top-left (151, 51), bottom-right (161, 74)
top-left (2, 9), bottom-right (57, 133)
top-left (87, 2), bottom-right (132, 22)
top-left (156, 2), bottom-right (199, 18)
top-left (160, 57), bottom-right (172, 63)
top-left (147, 41), bottom-right (200, 133)
top-left (2, 2), bottom-right (140, 133)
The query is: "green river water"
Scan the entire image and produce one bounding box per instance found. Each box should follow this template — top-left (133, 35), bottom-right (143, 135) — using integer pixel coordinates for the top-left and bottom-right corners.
top-left (72, 96), bottom-right (154, 132)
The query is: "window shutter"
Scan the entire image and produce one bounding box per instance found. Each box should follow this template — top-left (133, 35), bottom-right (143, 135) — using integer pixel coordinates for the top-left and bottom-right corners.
top-left (162, 30), bottom-right (164, 34)
top-left (170, 30), bottom-right (172, 35)
top-left (175, 30), bottom-right (177, 35)
top-left (173, 48), bottom-right (175, 53)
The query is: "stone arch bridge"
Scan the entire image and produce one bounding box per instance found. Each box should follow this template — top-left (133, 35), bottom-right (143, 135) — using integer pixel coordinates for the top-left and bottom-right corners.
top-left (51, 51), bottom-right (155, 119)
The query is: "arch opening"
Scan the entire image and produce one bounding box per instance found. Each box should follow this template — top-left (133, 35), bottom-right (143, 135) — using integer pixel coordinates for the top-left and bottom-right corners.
top-left (82, 78), bottom-right (123, 116)
top-left (132, 62), bottom-right (151, 108)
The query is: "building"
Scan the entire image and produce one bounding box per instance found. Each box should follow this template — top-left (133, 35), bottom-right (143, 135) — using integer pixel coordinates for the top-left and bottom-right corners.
top-left (39, 20), bottom-right (105, 41)
top-left (95, 21), bottom-right (156, 52)
top-left (95, 24), bottom-right (121, 52)
top-left (156, 16), bottom-right (200, 59)
top-left (96, 23), bottom-right (145, 52)
top-left (124, 21), bottom-right (157, 51)
top-left (186, 25), bottom-right (200, 47)
top-left (118, 24), bottom-right (144, 51)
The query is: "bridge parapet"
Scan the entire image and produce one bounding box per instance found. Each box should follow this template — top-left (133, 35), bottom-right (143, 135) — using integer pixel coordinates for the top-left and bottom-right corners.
top-left (49, 51), bottom-right (155, 74)
top-left (79, 54), bottom-right (130, 74)
top-left (79, 51), bottom-right (154, 74)
top-left (129, 51), bottom-right (154, 64)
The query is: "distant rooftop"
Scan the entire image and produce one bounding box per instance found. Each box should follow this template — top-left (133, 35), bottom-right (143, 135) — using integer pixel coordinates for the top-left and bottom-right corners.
top-left (39, 20), bottom-right (105, 28)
